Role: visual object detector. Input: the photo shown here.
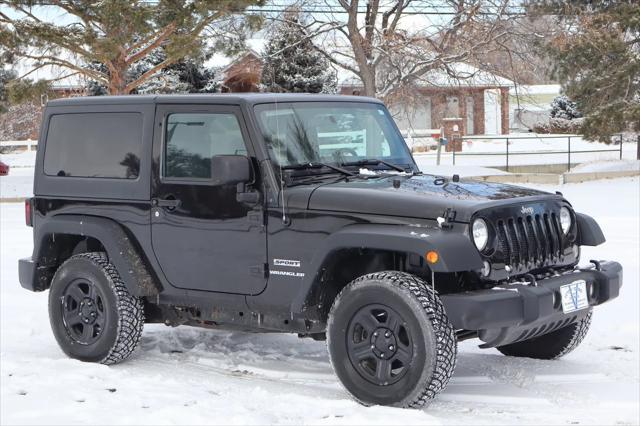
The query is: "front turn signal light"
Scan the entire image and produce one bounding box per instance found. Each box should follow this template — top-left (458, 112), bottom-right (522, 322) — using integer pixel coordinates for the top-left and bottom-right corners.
top-left (426, 251), bottom-right (439, 264)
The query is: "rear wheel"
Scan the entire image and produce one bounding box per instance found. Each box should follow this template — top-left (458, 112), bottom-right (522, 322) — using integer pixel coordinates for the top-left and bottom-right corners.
top-left (327, 271), bottom-right (457, 408)
top-left (48, 252), bottom-right (144, 364)
top-left (497, 312), bottom-right (592, 359)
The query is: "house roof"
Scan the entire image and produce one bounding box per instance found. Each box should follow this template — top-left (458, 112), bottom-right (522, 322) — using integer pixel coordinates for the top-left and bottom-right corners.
top-left (339, 62), bottom-right (514, 88)
top-left (219, 49), bottom-right (263, 74)
top-left (206, 39), bottom-right (266, 70)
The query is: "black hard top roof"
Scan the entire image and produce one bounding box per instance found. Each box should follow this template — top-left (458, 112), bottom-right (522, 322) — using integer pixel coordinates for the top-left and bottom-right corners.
top-left (47, 93), bottom-right (383, 107)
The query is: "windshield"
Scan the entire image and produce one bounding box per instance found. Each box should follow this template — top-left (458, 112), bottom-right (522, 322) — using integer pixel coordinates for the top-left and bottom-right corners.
top-left (253, 102), bottom-right (416, 171)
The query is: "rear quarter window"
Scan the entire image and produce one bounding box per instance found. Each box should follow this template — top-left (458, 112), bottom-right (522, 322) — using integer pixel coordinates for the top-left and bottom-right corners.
top-left (44, 112), bottom-right (142, 179)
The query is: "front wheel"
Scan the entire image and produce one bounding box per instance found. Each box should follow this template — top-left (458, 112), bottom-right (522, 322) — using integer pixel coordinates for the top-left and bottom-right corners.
top-left (327, 271), bottom-right (457, 408)
top-left (497, 312), bottom-right (592, 360)
top-left (48, 252), bottom-right (144, 365)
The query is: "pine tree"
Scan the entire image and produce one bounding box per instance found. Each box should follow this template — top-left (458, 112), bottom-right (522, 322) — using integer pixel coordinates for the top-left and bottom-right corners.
top-left (0, 68), bottom-right (17, 113)
top-left (530, 1), bottom-right (639, 142)
top-left (86, 48), bottom-right (218, 96)
top-left (550, 95), bottom-right (582, 121)
top-left (1, 1), bottom-right (263, 97)
top-left (261, 13), bottom-right (336, 94)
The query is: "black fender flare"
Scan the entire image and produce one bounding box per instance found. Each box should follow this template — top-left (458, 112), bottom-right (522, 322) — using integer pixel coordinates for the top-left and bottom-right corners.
top-left (33, 214), bottom-right (160, 296)
top-left (576, 212), bottom-right (606, 246)
top-left (291, 223), bottom-right (484, 313)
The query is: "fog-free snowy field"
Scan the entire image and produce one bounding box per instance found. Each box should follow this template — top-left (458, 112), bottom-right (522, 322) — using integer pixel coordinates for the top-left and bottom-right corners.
top-left (1, 178), bottom-right (639, 425)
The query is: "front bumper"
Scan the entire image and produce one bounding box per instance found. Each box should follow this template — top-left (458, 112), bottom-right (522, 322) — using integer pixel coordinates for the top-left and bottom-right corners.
top-left (440, 261), bottom-right (622, 348)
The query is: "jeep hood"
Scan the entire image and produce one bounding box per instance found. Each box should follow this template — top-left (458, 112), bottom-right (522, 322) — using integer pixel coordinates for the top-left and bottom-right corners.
top-left (304, 174), bottom-right (562, 223)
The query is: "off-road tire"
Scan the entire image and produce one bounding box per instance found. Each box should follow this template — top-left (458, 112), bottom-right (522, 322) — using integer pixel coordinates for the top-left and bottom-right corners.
top-left (327, 271), bottom-right (457, 408)
top-left (48, 252), bottom-right (144, 364)
top-left (497, 311), bottom-right (592, 360)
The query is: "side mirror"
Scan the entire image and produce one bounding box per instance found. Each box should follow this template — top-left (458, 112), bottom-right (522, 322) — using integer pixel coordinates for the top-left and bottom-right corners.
top-left (211, 155), bottom-right (252, 186)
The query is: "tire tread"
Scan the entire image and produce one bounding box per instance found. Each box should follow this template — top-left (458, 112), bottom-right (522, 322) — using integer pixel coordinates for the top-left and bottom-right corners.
top-left (328, 271), bottom-right (457, 408)
top-left (497, 311), bottom-right (592, 360)
top-left (57, 252), bottom-right (144, 365)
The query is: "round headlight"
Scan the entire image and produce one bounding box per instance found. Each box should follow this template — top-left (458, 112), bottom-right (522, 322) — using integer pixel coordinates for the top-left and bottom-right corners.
top-left (560, 207), bottom-right (572, 234)
top-left (472, 219), bottom-right (489, 251)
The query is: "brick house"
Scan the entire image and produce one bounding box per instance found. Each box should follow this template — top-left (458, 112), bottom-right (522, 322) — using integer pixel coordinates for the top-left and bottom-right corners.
top-left (339, 64), bottom-right (513, 136)
top-left (218, 53), bottom-right (513, 137)
top-left (219, 50), bottom-right (263, 93)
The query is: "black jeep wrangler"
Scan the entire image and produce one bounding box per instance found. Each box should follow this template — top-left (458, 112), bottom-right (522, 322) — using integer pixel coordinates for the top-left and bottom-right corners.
top-left (19, 94), bottom-right (622, 408)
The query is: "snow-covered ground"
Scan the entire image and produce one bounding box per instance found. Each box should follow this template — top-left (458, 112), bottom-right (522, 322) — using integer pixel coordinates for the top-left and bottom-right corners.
top-left (411, 135), bottom-right (638, 168)
top-left (569, 159), bottom-right (640, 173)
top-left (2, 142), bottom-right (639, 199)
top-left (1, 177), bottom-right (638, 425)
top-left (0, 150), bottom-right (36, 168)
top-left (0, 167), bottom-right (34, 199)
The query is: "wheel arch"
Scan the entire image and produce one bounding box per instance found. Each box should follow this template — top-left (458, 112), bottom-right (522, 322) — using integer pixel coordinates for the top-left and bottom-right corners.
top-left (292, 224), bottom-right (484, 320)
top-left (30, 214), bottom-right (161, 296)
top-left (575, 212), bottom-right (606, 246)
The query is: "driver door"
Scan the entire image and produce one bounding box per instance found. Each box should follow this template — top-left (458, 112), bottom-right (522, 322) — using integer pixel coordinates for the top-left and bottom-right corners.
top-left (150, 104), bottom-right (267, 295)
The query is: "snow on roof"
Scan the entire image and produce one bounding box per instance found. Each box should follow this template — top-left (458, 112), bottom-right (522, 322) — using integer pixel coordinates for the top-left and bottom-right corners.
top-left (510, 84), bottom-right (561, 96)
top-left (419, 63), bottom-right (514, 87)
top-left (206, 38), bottom-right (265, 70)
top-left (339, 62), bottom-right (514, 88)
top-left (509, 84), bottom-right (562, 111)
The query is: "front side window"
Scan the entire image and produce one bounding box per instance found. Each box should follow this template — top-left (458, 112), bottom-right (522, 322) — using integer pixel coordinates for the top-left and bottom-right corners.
top-left (44, 112), bottom-right (142, 179)
top-left (164, 113), bottom-right (247, 179)
top-left (253, 102), bottom-right (414, 169)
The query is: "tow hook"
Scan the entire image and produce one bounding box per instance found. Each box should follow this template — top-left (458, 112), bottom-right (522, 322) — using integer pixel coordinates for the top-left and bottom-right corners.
top-left (590, 259), bottom-right (602, 271)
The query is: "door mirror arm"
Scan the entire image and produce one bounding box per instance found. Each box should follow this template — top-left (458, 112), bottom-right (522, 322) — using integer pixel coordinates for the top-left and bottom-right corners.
top-left (236, 182), bottom-right (262, 206)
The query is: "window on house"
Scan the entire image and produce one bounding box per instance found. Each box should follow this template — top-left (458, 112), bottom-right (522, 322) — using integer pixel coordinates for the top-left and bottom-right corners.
top-left (445, 96), bottom-right (460, 118)
top-left (466, 97), bottom-right (475, 134)
top-left (389, 99), bottom-right (432, 132)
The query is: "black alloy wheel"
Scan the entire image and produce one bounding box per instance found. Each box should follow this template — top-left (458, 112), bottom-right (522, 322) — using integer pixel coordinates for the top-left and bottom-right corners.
top-left (61, 278), bottom-right (107, 345)
top-left (346, 304), bottom-right (414, 386)
top-left (327, 271), bottom-right (457, 408)
top-left (49, 252), bottom-right (144, 364)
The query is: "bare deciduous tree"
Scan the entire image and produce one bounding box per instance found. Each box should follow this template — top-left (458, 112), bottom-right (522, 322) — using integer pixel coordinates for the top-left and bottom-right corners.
top-left (280, 0), bottom-right (520, 99)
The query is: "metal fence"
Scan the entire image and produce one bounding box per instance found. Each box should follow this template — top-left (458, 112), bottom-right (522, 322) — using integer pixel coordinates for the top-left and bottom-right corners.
top-left (0, 134), bottom-right (632, 173)
top-left (0, 140), bottom-right (37, 152)
top-left (450, 134), bottom-right (624, 172)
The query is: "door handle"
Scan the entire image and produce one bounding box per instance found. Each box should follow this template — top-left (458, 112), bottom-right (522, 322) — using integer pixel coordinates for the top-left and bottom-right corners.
top-left (152, 198), bottom-right (181, 209)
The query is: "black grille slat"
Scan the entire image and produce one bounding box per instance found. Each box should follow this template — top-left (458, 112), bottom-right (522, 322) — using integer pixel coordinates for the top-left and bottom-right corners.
top-left (545, 213), bottom-right (561, 260)
top-left (527, 216), bottom-right (542, 264)
top-left (523, 217), bottom-right (537, 264)
top-left (516, 218), bottom-right (530, 265)
top-left (507, 219), bottom-right (520, 265)
top-left (535, 214), bottom-right (550, 260)
top-left (551, 213), bottom-right (564, 258)
top-left (502, 220), bottom-right (516, 266)
top-left (497, 220), bottom-right (511, 264)
top-left (490, 206), bottom-right (568, 273)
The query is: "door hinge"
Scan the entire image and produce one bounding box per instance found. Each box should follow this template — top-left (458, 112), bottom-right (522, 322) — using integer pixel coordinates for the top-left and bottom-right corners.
top-left (250, 263), bottom-right (269, 278)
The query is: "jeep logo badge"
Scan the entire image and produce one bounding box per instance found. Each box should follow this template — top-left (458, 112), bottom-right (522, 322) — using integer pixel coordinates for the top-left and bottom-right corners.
top-left (521, 206), bottom-right (534, 215)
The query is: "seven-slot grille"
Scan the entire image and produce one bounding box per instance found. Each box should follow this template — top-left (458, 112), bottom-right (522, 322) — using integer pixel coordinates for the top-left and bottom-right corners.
top-left (492, 211), bottom-right (565, 269)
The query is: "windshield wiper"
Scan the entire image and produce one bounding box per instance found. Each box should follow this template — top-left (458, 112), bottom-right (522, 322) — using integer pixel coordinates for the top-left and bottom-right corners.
top-left (281, 162), bottom-right (356, 177)
top-left (340, 158), bottom-right (408, 173)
